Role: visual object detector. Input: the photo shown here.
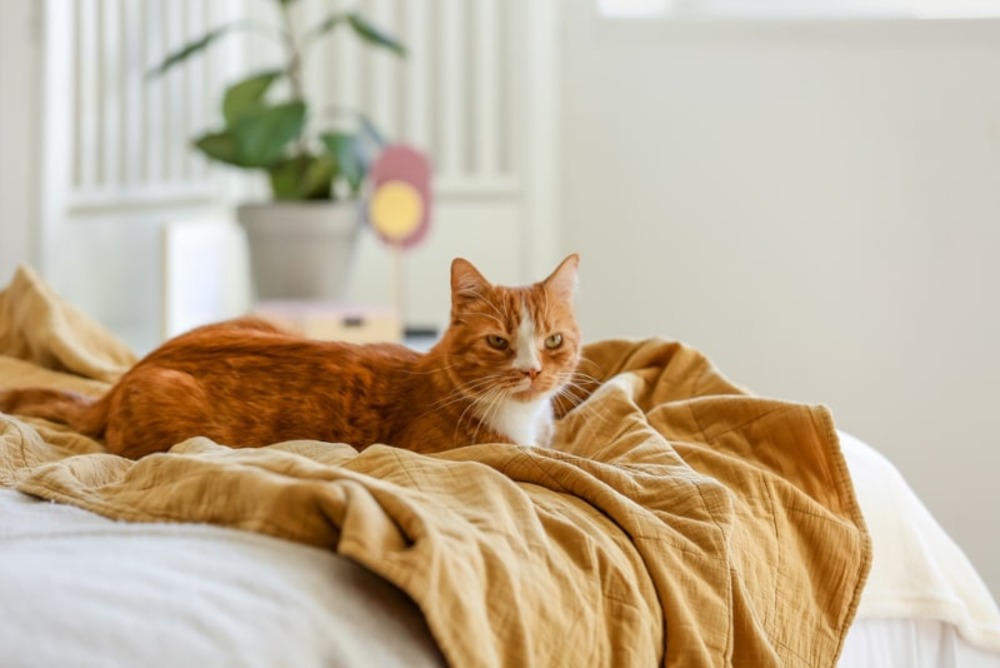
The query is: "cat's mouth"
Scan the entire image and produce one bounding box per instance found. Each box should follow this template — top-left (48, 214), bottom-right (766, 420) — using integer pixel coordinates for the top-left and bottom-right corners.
top-left (511, 377), bottom-right (551, 401)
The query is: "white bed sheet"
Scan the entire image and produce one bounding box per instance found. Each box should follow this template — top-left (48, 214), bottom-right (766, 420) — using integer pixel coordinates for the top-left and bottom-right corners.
top-left (841, 619), bottom-right (1000, 668)
top-left (839, 430), bottom-right (1000, 655)
top-left (0, 489), bottom-right (444, 668)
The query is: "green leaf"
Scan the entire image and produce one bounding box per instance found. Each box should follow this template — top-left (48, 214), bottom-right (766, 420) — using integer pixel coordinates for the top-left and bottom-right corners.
top-left (193, 131), bottom-right (251, 167)
top-left (346, 14), bottom-right (406, 56)
top-left (222, 70), bottom-right (283, 127)
top-left (267, 160), bottom-right (301, 199)
top-left (321, 131), bottom-right (365, 192)
top-left (305, 12), bottom-right (348, 42)
top-left (267, 154), bottom-right (335, 200)
top-left (356, 112), bottom-right (386, 147)
top-left (147, 25), bottom-right (236, 79)
top-left (301, 154), bottom-right (337, 199)
top-left (231, 102), bottom-right (307, 167)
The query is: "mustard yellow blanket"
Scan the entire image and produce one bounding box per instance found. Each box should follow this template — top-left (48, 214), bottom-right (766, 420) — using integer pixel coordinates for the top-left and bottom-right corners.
top-left (0, 267), bottom-right (870, 667)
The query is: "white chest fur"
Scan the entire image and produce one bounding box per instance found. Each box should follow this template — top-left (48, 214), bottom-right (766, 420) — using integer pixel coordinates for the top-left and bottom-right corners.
top-left (478, 396), bottom-right (553, 446)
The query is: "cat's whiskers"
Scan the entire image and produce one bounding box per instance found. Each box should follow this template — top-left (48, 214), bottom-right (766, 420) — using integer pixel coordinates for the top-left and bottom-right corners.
top-left (428, 372), bottom-right (506, 409)
top-left (557, 365), bottom-right (604, 404)
top-left (553, 378), bottom-right (587, 407)
top-left (563, 370), bottom-right (602, 393)
top-left (453, 368), bottom-right (505, 388)
top-left (552, 372), bottom-right (615, 443)
top-left (566, 371), bottom-right (607, 406)
top-left (429, 384), bottom-right (491, 413)
top-left (453, 399), bottom-right (476, 445)
top-left (455, 386), bottom-right (503, 445)
top-left (471, 385), bottom-right (516, 445)
top-left (575, 356), bottom-right (604, 380)
top-left (466, 390), bottom-right (493, 444)
top-left (396, 361), bottom-right (459, 376)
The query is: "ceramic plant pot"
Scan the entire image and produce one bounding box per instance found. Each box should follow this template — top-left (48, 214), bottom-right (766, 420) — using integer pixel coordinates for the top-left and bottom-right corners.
top-left (237, 201), bottom-right (361, 302)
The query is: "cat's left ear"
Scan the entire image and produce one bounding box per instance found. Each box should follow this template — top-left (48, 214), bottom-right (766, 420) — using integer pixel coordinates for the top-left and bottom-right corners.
top-left (543, 254), bottom-right (579, 301)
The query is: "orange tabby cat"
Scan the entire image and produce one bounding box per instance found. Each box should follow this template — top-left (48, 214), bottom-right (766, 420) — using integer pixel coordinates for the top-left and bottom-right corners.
top-left (0, 255), bottom-right (581, 459)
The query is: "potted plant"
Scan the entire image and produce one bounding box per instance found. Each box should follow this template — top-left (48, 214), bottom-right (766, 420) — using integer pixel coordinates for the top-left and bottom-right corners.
top-left (150, 1), bottom-right (405, 301)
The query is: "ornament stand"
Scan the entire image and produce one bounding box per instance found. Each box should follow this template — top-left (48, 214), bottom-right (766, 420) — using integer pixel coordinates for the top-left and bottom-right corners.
top-left (366, 144), bottom-right (433, 344)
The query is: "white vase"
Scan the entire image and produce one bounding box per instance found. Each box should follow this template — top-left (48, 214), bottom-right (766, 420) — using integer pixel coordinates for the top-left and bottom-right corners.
top-left (236, 201), bottom-right (361, 302)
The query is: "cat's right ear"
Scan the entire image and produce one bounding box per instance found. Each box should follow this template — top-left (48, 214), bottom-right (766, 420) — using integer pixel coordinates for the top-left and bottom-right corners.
top-left (543, 253), bottom-right (580, 301)
top-left (451, 258), bottom-right (490, 306)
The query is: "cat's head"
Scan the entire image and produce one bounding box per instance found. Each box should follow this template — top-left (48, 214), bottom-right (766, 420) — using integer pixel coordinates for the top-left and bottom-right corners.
top-left (439, 255), bottom-right (581, 404)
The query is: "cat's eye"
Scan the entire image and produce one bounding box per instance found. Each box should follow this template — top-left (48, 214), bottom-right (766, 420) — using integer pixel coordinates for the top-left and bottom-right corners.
top-left (486, 334), bottom-right (509, 350)
top-left (544, 333), bottom-right (563, 349)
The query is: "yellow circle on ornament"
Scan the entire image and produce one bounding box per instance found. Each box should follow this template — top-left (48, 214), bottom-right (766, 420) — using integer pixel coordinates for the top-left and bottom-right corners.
top-left (369, 180), bottom-right (424, 243)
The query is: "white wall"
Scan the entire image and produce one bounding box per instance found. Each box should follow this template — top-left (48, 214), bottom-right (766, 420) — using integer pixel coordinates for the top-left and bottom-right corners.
top-left (560, 10), bottom-right (1000, 597)
top-left (0, 3), bottom-right (39, 277)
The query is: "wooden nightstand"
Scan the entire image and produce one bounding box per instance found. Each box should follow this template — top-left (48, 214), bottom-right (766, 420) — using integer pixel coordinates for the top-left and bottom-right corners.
top-left (253, 301), bottom-right (403, 344)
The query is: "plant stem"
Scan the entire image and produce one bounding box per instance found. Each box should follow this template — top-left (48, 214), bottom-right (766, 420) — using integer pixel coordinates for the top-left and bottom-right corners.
top-left (279, 1), bottom-right (310, 159)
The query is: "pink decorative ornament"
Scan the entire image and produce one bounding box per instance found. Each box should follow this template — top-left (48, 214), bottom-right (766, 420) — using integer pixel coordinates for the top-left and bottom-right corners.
top-left (366, 145), bottom-right (433, 249)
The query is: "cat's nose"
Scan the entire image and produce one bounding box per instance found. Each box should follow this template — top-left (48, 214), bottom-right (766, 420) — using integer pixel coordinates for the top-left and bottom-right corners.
top-left (522, 368), bottom-right (540, 381)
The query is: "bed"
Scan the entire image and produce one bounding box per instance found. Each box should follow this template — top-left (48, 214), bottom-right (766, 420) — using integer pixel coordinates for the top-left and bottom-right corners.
top-left (1, 265), bottom-right (998, 667)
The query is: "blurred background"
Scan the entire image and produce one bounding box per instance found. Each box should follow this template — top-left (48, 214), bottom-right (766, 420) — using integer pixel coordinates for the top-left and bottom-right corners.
top-left (1, 0), bottom-right (998, 598)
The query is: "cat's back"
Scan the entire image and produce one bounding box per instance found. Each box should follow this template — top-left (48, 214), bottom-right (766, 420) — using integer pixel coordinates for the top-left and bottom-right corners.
top-left (106, 317), bottom-right (427, 453)
top-left (129, 317), bottom-right (423, 393)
